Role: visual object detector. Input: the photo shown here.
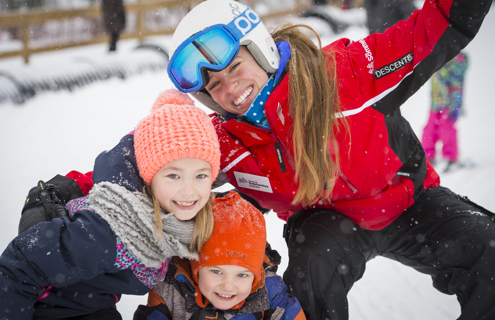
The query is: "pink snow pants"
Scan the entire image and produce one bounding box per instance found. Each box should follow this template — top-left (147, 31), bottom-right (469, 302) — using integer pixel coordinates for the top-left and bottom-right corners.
top-left (421, 110), bottom-right (458, 162)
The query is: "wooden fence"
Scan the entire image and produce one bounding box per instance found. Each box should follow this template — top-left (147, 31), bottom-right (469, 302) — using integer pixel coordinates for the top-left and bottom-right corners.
top-left (0, 0), bottom-right (305, 64)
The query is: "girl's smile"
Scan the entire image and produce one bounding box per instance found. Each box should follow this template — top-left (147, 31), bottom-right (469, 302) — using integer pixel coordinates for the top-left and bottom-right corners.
top-left (151, 157), bottom-right (212, 221)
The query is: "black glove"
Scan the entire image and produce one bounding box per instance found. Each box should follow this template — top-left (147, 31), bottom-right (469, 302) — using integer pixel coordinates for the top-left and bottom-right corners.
top-left (18, 174), bottom-right (84, 234)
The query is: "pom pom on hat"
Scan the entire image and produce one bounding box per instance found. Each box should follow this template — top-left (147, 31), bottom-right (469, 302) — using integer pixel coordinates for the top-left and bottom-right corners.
top-left (191, 191), bottom-right (267, 309)
top-left (134, 89), bottom-right (220, 185)
top-left (150, 88), bottom-right (195, 111)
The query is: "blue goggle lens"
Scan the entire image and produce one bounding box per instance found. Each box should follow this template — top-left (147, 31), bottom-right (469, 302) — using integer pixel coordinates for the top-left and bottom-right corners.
top-left (169, 28), bottom-right (238, 92)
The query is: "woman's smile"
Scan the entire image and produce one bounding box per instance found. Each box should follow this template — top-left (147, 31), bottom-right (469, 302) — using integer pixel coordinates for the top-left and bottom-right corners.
top-left (234, 86), bottom-right (253, 106)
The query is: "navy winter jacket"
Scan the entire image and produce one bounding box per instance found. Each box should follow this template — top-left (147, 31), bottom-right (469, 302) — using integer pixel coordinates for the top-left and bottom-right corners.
top-left (0, 134), bottom-right (165, 320)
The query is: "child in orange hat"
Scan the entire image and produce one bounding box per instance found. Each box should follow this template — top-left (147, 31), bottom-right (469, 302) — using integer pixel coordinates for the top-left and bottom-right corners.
top-left (134, 190), bottom-right (306, 320)
top-left (0, 89), bottom-right (220, 320)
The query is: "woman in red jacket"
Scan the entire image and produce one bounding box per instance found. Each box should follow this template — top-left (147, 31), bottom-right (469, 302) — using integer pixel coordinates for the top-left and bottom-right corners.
top-left (170, 0), bottom-right (493, 319)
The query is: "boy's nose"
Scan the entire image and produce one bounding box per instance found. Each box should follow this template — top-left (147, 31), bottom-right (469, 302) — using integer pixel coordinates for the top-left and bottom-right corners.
top-left (220, 280), bottom-right (234, 292)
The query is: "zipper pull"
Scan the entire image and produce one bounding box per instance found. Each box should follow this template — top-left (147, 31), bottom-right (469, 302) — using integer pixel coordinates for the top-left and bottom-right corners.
top-left (339, 171), bottom-right (358, 193)
top-left (274, 142), bottom-right (287, 172)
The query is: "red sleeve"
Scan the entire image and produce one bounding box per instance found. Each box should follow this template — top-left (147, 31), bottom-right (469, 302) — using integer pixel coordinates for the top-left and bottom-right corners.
top-left (65, 170), bottom-right (93, 196)
top-left (329, 0), bottom-right (489, 116)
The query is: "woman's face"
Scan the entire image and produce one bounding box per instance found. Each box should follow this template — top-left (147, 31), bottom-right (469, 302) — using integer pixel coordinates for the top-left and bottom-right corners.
top-left (205, 46), bottom-right (269, 115)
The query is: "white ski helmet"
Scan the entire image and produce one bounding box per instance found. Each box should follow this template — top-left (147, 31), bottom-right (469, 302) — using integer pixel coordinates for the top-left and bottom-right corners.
top-left (168, 0), bottom-right (281, 114)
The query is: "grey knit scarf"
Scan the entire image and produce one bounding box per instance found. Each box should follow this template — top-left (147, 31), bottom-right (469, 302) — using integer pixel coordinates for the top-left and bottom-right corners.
top-left (88, 181), bottom-right (198, 268)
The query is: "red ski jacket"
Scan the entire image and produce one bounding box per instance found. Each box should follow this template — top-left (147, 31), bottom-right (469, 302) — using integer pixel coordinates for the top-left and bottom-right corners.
top-left (212, 0), bottom-right (490, 230)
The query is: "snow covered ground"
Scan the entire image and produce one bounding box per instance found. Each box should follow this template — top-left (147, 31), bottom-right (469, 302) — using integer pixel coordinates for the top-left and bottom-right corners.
top-left (0, 4), bottom-right (494, 319)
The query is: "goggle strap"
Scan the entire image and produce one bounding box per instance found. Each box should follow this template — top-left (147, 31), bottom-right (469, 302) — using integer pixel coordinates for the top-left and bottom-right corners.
top-left (225, 7), bottom-right (261, 42)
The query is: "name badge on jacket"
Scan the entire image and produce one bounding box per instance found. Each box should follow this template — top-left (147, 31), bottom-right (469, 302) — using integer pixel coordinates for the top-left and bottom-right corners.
top-left (234, 172), bottom-right (273, 193)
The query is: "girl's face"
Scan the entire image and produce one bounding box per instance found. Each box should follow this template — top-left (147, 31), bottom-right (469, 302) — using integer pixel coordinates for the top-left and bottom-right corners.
top-left (151, 157), bottom-right (212, 221)
top-left (205, 46), bottom-right (269, 115)
top-left (198, 265), bottom-right (254, 310)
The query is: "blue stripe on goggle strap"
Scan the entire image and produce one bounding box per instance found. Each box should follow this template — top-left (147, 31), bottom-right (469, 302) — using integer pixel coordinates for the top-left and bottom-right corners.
top-left (168, 7), bottom-right (261, 93)
top-left (226, 7), bottom-right (261, 40)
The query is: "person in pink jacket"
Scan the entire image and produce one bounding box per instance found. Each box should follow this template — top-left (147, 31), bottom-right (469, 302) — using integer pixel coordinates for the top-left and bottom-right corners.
top-left (164, 0), bottom-right (493, 319)
top-left (421, 52), bottom-right (469, 172)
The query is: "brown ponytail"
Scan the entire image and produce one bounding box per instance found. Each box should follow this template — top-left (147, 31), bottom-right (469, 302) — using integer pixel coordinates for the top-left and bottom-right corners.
top-left (271, 24), bottom-right (349, 207)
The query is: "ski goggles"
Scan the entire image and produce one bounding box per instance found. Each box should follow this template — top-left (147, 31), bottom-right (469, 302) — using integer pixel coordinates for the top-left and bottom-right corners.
top-left (168, 8), bottom-right (261, 93)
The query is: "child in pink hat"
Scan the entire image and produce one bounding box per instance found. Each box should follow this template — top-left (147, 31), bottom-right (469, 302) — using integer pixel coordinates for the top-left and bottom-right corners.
top-left (0, 89), bottom-right (220, 320)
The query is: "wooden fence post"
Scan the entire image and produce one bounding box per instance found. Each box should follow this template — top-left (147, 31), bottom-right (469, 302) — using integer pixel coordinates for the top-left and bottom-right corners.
top-left (21, 20), bottom-right (30, 64)
top-left (0, 0), bottom-right (305, 64)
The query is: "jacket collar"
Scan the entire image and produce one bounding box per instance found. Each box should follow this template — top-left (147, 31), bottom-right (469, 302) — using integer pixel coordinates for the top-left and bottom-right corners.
top-left (222, 119), bottom-right (274, 147)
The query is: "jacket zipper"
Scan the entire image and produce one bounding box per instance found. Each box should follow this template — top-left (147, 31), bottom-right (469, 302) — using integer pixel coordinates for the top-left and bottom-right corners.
top-left (339, 171), bottom-right (359, 193)
top-left (396, 177), bottom-right (411, 208)
top-left (271, 132), bottom-right (296, 173)
top-left (235, 117), bottom-right (295, 173)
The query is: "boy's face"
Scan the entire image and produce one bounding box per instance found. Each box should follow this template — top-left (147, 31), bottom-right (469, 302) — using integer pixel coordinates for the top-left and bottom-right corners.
top-left (151, 157), bottom-right (212, 220)
top-left (198, 265), bottom-right (255, 310)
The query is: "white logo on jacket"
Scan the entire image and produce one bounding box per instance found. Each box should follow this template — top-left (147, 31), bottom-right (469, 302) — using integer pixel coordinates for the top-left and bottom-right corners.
top-left (359, 39), bottom-right (374, 74)
top-left (247, 131), bottom-right (262, 140)
top-left (277, 103), bottom-right (285, 125)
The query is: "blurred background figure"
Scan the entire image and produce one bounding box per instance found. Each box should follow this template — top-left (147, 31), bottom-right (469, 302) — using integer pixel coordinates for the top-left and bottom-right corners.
top-left (421, 52), bottom-right (469, 172)
top-left (341, 0), bottom-right (357, 9)
top-left (363, 0), bottom-right (416, 33)
top-left (102, 0), bottom-right (126, 51)
top-left (311, 0), bottom-right (358, 8)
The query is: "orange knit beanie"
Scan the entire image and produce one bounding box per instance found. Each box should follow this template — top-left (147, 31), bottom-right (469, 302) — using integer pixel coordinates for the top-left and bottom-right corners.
top-left (191, 191), bottom-right (267, 309)
top-left (134, 89), bottom-right (220, 185)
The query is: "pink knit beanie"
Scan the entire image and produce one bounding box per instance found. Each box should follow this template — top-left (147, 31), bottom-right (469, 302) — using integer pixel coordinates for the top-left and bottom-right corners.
top-left (134, 89), bottom-right (220, 185)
